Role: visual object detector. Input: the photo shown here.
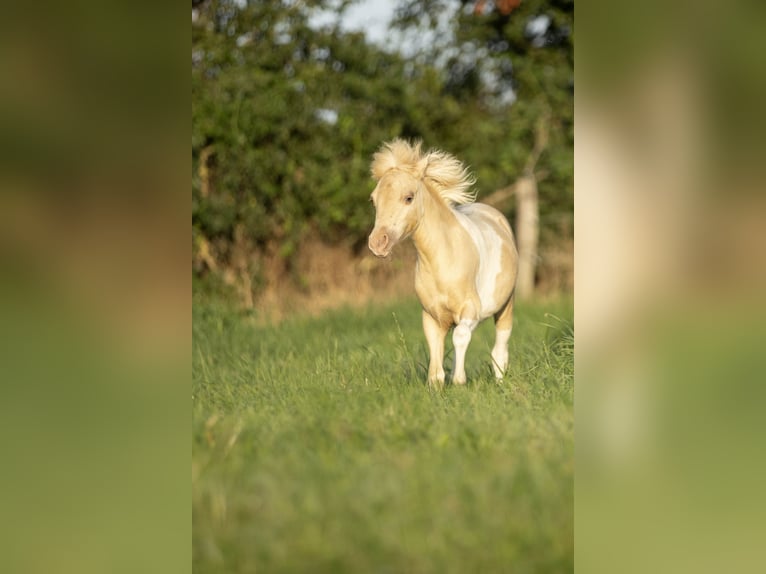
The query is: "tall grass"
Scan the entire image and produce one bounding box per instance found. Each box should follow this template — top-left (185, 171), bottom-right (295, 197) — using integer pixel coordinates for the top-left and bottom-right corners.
top-left (193, 297), bottom-right (573, 573)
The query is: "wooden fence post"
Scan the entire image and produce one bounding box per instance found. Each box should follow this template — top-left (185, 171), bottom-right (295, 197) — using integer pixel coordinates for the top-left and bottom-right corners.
top-left (514, 174), bottom-right (539, 300)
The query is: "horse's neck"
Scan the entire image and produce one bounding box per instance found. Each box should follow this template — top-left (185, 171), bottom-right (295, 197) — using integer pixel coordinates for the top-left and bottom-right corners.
top-left (412, 190), bottom-right (464, 273)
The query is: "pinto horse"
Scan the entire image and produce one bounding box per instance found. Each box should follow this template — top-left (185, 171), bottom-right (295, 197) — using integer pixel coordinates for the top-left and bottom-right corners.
top-left (368, 140), bottom-right (518, 386)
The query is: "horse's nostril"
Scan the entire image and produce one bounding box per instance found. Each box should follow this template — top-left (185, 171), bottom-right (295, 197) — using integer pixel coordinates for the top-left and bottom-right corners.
top-left (369, 230), bottom-right (390, 255)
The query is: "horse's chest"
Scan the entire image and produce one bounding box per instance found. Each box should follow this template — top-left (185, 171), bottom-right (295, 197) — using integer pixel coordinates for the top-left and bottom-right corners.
top-left (415, 265), bottom-right (471, 326)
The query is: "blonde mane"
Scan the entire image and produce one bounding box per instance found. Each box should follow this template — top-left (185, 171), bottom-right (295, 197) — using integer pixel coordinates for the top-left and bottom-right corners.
top-left (371, 139), bottom-right (477, 207)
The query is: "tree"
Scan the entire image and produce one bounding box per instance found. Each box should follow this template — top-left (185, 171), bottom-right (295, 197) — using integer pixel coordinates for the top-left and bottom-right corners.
top-left (393, 0), bottom-right (573, 296)
top-left (193, 1), bottom-right (413, 292)
top-left (191, 0), bottom-right (573, 303)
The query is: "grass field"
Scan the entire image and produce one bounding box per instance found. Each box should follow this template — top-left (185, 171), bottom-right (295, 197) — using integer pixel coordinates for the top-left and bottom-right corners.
top-left (192, 296), bottom-right (573, 573)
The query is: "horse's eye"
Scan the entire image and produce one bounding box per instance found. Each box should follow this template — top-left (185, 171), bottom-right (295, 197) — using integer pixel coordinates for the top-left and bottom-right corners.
top-left (404, 195), bottom-right (414, 204)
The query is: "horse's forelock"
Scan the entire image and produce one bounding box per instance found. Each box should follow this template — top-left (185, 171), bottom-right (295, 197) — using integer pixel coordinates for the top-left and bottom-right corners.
top-left (371, 139), bottom-right (424, 180)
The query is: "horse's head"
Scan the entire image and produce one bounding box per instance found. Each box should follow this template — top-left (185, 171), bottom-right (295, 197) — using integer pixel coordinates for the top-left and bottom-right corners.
top-left (368, 168), bottom-right (425, 258)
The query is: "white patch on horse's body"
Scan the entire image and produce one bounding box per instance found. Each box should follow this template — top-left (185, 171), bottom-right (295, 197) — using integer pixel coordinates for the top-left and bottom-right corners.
top-left (454, 203), bottom-right (511, 320)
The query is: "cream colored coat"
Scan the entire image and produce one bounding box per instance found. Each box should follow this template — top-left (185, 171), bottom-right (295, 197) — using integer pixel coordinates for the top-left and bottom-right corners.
top-left (368, 140), bottom-right (518, 386)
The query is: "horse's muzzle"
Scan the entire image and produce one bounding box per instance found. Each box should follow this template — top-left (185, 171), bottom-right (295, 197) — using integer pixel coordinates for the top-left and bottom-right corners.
top-left (368, 228), bottom-right (393, 258)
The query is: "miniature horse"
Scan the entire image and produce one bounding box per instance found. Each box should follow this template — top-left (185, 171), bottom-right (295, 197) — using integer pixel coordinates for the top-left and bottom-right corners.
top-left (368, 139), bottom-right (518, 386)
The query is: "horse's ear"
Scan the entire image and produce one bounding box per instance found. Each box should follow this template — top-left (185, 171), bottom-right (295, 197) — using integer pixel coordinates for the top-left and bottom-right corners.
top-left (415, 155), bottom-right (429, 179)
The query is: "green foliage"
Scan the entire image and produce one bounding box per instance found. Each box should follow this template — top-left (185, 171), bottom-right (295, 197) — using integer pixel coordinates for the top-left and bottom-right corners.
top-left (193, 1), bottom-right (403, 257)
top-left (192, 0), bottom-right (573, 283)
top-left (393, 0), bottom-right (574, 229)
top-left (193, 296), bottom-right (573, 572)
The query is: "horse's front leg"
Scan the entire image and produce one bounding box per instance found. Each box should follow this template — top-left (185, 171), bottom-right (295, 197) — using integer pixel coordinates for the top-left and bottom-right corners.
top-left (422, 310), bottom-right (447, 388)
top-left (452, 304), bottom-right (479, 385)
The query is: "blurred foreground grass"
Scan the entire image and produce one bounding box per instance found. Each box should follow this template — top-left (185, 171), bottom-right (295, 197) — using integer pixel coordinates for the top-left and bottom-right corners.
top-left (192, 297), bottom-right (573, 573)
top-left (0, 277), bottom-right (187, 574)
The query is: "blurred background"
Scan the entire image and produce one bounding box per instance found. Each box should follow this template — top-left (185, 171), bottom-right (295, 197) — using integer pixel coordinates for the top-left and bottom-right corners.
top-left (577, 0), bottom-right (766, 572)
top-left (191, 0), bottom-right (574, 317)
top-left (2, 0), bottom-right (764, 571)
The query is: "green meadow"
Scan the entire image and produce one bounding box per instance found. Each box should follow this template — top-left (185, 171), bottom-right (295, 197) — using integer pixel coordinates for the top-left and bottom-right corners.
top-left (192, 296), bottom-right (573, 573)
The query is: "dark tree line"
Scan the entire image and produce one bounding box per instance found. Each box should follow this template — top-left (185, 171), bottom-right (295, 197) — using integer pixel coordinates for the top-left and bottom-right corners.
top-left (192, 0), bottom-right (573, 297)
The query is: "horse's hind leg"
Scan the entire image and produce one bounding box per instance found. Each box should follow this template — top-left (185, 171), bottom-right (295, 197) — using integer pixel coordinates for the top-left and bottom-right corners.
top-left (491, 295), bottom-right (515, 379)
